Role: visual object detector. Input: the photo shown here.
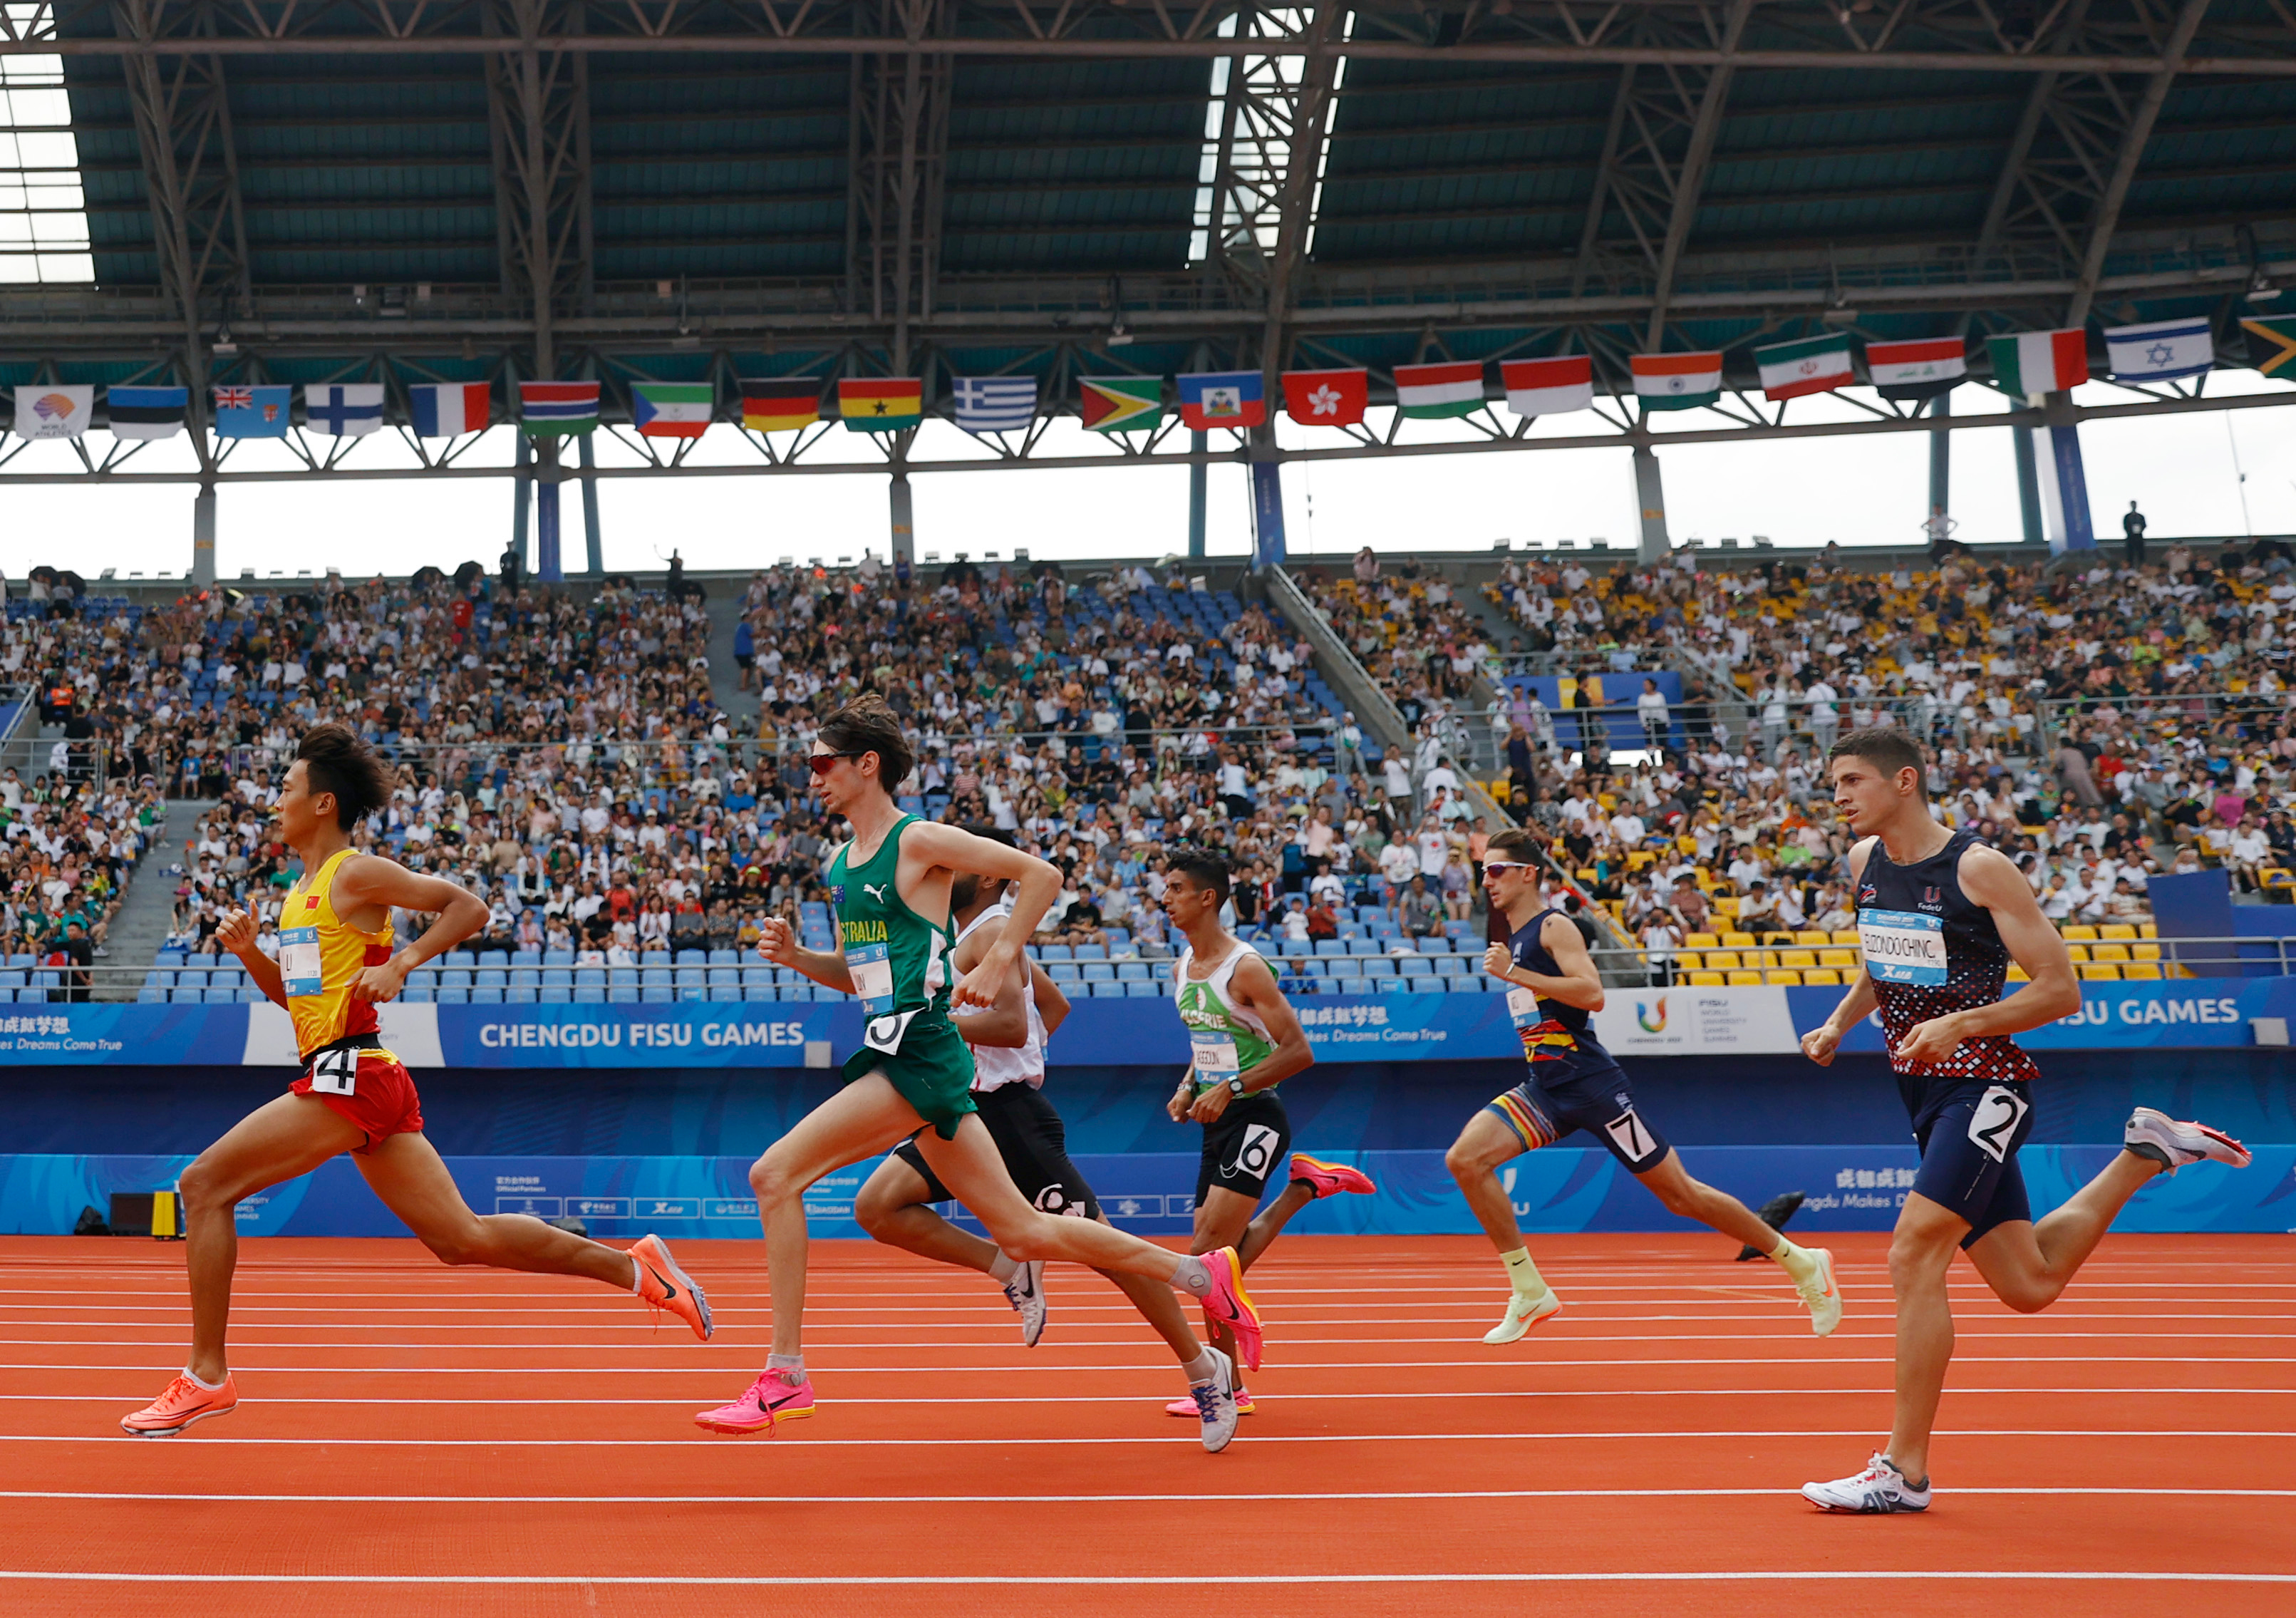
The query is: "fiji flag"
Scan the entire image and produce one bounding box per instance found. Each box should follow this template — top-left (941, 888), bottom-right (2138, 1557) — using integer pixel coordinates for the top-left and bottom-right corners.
top-left (212, 384), bottom-right (291, 438)
top-left (1177, 370), bottom-right (1266, 431)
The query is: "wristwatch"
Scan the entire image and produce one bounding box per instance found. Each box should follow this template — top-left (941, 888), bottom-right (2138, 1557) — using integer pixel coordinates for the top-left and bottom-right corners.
top-left (1226, 1076), bottom-right (1246, 1095)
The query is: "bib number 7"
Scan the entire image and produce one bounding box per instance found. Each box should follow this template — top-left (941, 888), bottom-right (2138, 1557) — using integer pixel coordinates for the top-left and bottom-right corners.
top-left (309, 1046), bottom-right (361, 1097)
top-left (1966, 1085), bottom-right (2030, 1163)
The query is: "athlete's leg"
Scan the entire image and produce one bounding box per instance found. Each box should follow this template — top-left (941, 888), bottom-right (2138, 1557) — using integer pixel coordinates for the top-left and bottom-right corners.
top-left (352, 1130), bottom-right (638, 1287)
top-left (854, 1153), bottom-right (1001, 1272)
top-left (1961, 1149), bottom-right (2160, 1313)
top-left (175, 1093), bottom-right (365, 1382)
top-left (1095, 1212), bottom-right (1207, 1362)
top-left (1234, 1180), bottom-right (1318, 1270)
top-left (1631, 1150), bottom-right (1791, 1252)
top-left (1444, 1108), bottom-right (1529, 1251)
top-left (1884, 1190), bottom-right (1972, 1485)
top-left (1188, 1187), bottom-right (1262, 1363)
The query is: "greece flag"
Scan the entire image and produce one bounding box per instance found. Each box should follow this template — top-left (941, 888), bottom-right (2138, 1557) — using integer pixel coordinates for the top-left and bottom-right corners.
top-left (953, 376), bottom-right (1035, 433)
top-left (2104, 317), bottom-right (2214, 383)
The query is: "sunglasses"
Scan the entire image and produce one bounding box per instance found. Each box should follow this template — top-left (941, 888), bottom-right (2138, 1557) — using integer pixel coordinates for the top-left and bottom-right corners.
top-left (1481, 861), bottom-right (1539, 875)
top-left (807, 751), bottom-right (867, 778)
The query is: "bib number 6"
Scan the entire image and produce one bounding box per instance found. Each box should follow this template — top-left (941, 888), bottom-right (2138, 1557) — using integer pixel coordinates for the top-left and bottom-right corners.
top-left (1966, 1085), bottom-right (2030, 1164)
top-left (309, 1046), bottom-right (361, 1097)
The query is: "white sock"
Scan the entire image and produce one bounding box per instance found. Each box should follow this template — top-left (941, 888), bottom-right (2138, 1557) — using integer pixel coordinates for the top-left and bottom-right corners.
top-left (1772, 1238), bottom-right (1819, 1283)
top-left (1181, 1350), bottom-right (1217, 1385)
top-left (182, 1366), bottom-right (225, 1391)
top-left (988, 1252), bottom-right (1020, 1284)
top-left (1171, 1255), bottom-right (1213, 1297)
top-left (1501, 1247), bottom-right (1549, 1298)
top-left (765, 1352), bottom-right (804, 1381)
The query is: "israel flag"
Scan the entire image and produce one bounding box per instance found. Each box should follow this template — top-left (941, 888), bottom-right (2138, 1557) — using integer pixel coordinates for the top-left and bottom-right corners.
top-left (2104, 317), bottom-right (2214, 383)
top-left (953, 376), bottom-right (1036, 434)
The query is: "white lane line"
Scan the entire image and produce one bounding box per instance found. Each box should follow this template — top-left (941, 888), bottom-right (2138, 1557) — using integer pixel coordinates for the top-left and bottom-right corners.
top-left (0, 1571), bottom-right (2289, 1587)
top-left (4, 1428), bottom-right (2291, 1448)
top-left (3, 1486), bottom-right (2289, 1505)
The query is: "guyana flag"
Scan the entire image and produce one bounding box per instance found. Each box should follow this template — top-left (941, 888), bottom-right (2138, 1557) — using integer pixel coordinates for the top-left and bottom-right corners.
top-left (740, 378), bottom-right (822, 433)
top-left (2240, 316), bottom-right (2296, 378)
top-left (1080, 376), bottom-right (1162, 433)
top-left (838, 377), bottom-right (922, 432)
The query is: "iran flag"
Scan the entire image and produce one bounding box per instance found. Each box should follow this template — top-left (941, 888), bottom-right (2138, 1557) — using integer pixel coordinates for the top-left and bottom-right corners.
top-left (1500, 356), bottom-right (1593, 418)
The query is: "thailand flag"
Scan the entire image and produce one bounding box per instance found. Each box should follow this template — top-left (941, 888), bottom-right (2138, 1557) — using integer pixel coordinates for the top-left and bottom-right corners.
top-left (410, 381), bottom-right (490, 437)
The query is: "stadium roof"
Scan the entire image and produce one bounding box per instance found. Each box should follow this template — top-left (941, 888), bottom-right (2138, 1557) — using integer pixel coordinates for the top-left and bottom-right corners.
top-left (4, 0), bottom-right (2296, 436)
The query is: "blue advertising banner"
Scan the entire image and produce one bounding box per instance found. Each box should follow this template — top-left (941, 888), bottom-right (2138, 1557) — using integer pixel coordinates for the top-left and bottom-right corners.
top-left (7, 1144), bottom-right (2287, 1240)
top-left (0, 979), bottom-right (2287, 1069)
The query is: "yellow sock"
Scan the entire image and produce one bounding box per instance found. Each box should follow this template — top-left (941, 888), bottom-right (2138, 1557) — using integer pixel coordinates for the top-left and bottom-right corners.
top-left (1500, 1247), bottom-right (1549, 1298)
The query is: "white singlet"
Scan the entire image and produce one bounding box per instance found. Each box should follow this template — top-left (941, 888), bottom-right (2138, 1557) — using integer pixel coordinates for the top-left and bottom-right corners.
top-left (951, 902), bottom-right (1045, 1093)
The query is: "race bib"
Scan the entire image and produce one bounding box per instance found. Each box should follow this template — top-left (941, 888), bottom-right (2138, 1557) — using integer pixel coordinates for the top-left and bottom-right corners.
top-left (1966, 1085), bottom-right (2031, 1163)
top-left (1506, 986), bottom-right (1543, 1029)
top-left (864, 1008), bottom-right (918, 1055)
top-left (847, 942), bottom-right (896, 1016)
top-left (1191, 1030), bottom-right (1241, 1091)
top-left (1858, 908), bottom-right (1948, 986)
top-left (279, 925), bottom-right (323, 999)
top-left (307, 1045), bottom-right (360, 1097)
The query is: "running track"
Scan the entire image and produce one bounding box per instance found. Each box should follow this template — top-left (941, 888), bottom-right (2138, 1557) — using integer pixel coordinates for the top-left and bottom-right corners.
top-left (1, 1232), bottom-right (2290, 1615)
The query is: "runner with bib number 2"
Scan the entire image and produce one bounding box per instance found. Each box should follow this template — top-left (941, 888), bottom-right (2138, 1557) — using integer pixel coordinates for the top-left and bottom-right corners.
top-left (1799, 728), bottom-right (2252, 1514)
top-left (1445, 827), bottom-right (1846, 1349)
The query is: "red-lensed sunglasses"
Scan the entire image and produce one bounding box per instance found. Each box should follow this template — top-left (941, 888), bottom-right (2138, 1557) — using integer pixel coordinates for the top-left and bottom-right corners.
top-left (807, 751), bottom-right (867, 778)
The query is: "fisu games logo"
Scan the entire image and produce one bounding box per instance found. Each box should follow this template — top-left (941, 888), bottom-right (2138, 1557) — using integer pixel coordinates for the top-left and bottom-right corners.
top-left (1635, 996), bottom-right (1667, 1034)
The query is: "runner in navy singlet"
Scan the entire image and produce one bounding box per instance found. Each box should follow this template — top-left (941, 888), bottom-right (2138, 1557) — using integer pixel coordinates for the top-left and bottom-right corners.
top-left (1799, 728), bottom-right (2253, 1514)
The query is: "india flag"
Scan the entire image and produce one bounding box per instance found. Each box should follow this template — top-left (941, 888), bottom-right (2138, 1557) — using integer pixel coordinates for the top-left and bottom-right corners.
top-left (1630, 351), bottom-right (1723, 411)
top-left (1392, 361), bottom-right (1486, 419)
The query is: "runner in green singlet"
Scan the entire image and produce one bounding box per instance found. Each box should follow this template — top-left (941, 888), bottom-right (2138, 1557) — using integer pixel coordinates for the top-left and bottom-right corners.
top-left (694, 695), bottom-right (1270, 1438)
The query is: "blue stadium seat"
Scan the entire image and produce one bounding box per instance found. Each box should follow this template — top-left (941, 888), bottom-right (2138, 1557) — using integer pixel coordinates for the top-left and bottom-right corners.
top-left (1314, 939), bottom-right (1346, 957)
top-left (138, 985), bottom-right (167, 1003)
top-left (543, 949), bottom-right (576, 967)
top-left (743, 983), bottom-right (777, 1002)
top-left (1041, 944), bottom-right (1074, 962)
top-left (1048, 963), bottom-right (1081, 983)
top-left (1124, 979), bottom-right (1161, 997)
top-left (676, 949), bottom-right (706, 967)
top-left (474, 968), bottom-right (507, 989)
top-left (574, 986), bottom-right (606, 1004)
top-left (401, 985), bottom-right (433, 1003)
top-left (435, 986), bottom-right (470, 1004)
top-left (609, 985), bottom-right (638, 1004)
top-left (708, 949), bottom-right (740, 966)
top-left (1117, 962), bottom-right (1149, 980)
top-left (641, 986), bottom-right (673, 1004)
top-left (1278, 938), bottom-right (1311, 957)
top-left (469, 986), bottom-right (505, 1004)
top-left (1404, 975), bottom-right (1441, 994)
top-left (504, 986), bottom-right (537, 1004)
top-left (1334, 976), bottom-right (1371, 996)
top-left (445, 950), bottom-right (476, 967)
top-left (510, 949), bottom-right (542, 967)
top-left (1072, 943), bottom-right (1107, 961)
top-left (1434, 956), bottom-right (1467, 976)
top-left (1082, 962), bottom-right (1115, 981)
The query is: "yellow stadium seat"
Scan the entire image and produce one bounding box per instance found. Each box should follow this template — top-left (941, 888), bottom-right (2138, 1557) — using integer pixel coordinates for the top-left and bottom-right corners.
top-left (1794, 930), bottom-right (1831, 947)
top-left (2064, 944), bottom-right (2090, 962)
top-left (2091, 944), bottom-right (2131, 963)
top-left (1744, 950), bottom-right (1777, 969)
top-left (2265, 868), bottom-right (2296, 890)
top-left (1703, 951), bottom-right (1741, 971)
top-left (1726, 970), bottom-right (1765, 986)
top-left (1831, 929), bottom-right (1861, 945)
top-left (2007, 964), bottom-right (2030, 982)
top-left (1712, 896), bottom-right (1740, 917)
top-left (1801, 969), bottom-right (1841, 986)
top-left (1685, 934), bottom-right (1720, 949)
top-left (2139, 922), bottom-right (2157, 939)
top-left (2121, 962), bottom-right (2163, 979)
top-left (1722, 931), bottom-right (1757, 949)
top-left (2098, 924), bottom-right (2137, 940)
top-left (2133, 942), bottom-right (2161, 961)
top-left (1628, 850), bottom-right (1656, 870)
top-left (1819, 948), bottom-right (1858, 968)
top-left (1687, 972), bottom-right (1725, 986)
top-left (2079, 962), bottom-right (2121, 981)
top-left (1778, 949), bottom-right (1818, 969)
top-left (1576, 869), bottom-right (1597, 882)
top-left (1765, 969), bottom-right (1803, 986)
top-left (2062, 925), bottom-right (2099, 941)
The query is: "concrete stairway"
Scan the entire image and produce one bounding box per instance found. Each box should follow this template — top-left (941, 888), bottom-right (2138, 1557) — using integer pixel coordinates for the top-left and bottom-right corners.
top-left (93, 800), bottom-right (197, 1001)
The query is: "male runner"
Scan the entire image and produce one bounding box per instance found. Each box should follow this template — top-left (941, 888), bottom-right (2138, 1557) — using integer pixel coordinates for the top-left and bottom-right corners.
top-left (1445, 826), bottom-right (1843, 1345)
top-left (852, 828), bottom-right (1241, 1450)
top-left (1799, 728), bottom-right (2250, 1513)
top-left (695, 695), bottom-right (1266, 1436)
top-left (1161, 850), bottom-right (1377, 1416)
top-left (121, 724), bottom-right (710, 1438)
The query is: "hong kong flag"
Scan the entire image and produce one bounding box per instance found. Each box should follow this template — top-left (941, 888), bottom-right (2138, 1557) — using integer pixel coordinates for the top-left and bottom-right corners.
top-left (1281, 368), bottom-right (1368, 428)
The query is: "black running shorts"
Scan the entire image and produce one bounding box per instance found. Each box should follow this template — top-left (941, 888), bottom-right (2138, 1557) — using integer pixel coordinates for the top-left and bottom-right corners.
top-left (894, 1083), bottom-right (1102, 1220)
top-left (1196, 1090), bottom-right (1293, 1204)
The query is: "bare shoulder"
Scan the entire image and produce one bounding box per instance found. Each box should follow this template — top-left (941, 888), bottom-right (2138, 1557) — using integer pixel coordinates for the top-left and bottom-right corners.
top-left (1845, 835), bottom-right (1879, 880)
top-left (953, 912), bottom-right (1005, 971)
top-left (1954, 840), bottom-right (2032, 907)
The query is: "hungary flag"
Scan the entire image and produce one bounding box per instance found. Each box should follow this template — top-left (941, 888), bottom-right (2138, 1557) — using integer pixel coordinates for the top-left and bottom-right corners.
top-left (1080, 376), bottom-right (1162, 433)
top-left (839, 377), bottom-right (922, 432)
top-left (1631, 351), bottom-right (1723, 411)
top-left (1754, 334), bottom-right (1853, 401)
top-left (1987, 329), bottom-right (2089, 398)
top-left (633, 382), bottom-right (713, 439)
top-left (1392, 361), bottom-right (1484, 418)
top-left (740, 378), bottom-right (821, 433)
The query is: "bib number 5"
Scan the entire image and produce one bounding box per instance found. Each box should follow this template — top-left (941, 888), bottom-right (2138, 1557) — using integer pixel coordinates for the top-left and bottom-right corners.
top-left (1966, 1085), bottom-right (2030, 1164)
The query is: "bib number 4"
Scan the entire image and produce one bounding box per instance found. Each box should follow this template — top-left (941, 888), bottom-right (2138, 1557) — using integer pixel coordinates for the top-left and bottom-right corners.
top-left (308, 1046), bottom-right (361, 1097)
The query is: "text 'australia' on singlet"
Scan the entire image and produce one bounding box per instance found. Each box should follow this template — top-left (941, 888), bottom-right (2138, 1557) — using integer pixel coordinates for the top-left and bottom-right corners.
top-left (1855, 826), bottom-right (2040, 1112)
top-left (827, 814), bottom-right (957, 1056)
top-left (952, 901), bottom-right (1044, 1092)
top-left (1505, 907), bottom-right (1621, 1078)
top-left (1174, 941), bottom-right (1276, 1094)
top-left (279, 846), bottom-right (397, 1065)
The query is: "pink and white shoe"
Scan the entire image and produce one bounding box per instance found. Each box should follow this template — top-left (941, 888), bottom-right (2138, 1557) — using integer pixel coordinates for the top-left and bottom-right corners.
top-left (2125, 1107), bottom-right (2252, 1173)
top-left (1289, 1153), bottom-right (1377, 1199)
top-left (1166, 1386), bottom-right (1254, 1416)
top-left (1199, 1247), bottom-right (1265, 1372)
top-left (695, 1369), bottom-right (816, 1436)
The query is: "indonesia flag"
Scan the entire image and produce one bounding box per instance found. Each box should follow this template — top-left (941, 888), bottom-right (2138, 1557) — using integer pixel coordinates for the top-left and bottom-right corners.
top-left (1500, 356), bottom-right (1593, 418)
top-left (409, 382), bottom-right (490, 437)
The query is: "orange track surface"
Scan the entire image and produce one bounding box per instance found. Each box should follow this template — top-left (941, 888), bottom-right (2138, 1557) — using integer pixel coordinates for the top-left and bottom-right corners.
top-left (1, 1231), bottom-right (2291, 1615)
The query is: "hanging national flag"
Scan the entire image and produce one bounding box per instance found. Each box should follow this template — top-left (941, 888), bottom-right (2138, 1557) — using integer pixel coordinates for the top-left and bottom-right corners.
top-left (1392, 361), bottom-right (1486, 419)
top-left (1500, 356), bottom-right (1593, 418)
top-left (408, 381), bottom-right (490, 437)
top-left (839, 377), bottom-right (922, 432)
top-left (1986, 329), bottom-right (2089, 398)
top-left (212, 384), bottom-right (292, 438)
top-left (1754, 334), bottom-right (1854, 401)
top-left (1281, 368), bottom-right (1367, 427)
top-left (1631, 352), bottom-right (1724, 411)
top-left (301, 383), bottom-right (385, 437)
top-left (105, 385), bottom-right (187, 440)
top-left (1177, 370), bottom-right (1266, 431)
top-left (2104, 317), bottom-right (2214, 383)
top-left (1080, 376), bottom-right (1162, 433)
top-left (633, 381), bottom-right (714, 438)
top-left (953, 376), bottom-right (1037, 434)
top-left (739, 378), bottom-right (822, 433)
top-left (1866, 338), bottom-right (1967, 402)
top-left (11, 385), bottom-right (92, 440)
top-left (2240, 316), bottom-right (2296, 377)
top-left (519, 381), bottom-right (601, 436)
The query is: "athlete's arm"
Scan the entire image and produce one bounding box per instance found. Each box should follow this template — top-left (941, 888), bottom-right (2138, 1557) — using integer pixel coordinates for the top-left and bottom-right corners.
top-left (1029, 960), bottom-right (1072, 1039)
top-left (329, 855), bottom-right (490, 1003)
top-left (1895, 843), bottom-right (2080, 1066)
top-left (1488, 912), bottom-right (1605, 1011)
top-left (1803, 838), bottom-right (1876, 1066)
top-left (756, 915), bottom-right (855, 994)
top-left (948, 914), bottom-right (1030, 1048)
top-left (901, 819), bottom-right (1060, 1010)
top-left (1188, 951), bottom-right (1315, 1123)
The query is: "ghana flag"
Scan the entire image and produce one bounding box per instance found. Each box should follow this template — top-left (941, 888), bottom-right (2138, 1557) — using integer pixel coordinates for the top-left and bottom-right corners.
top-left (838, 377), bottom-right (922, 431)
top-left (740, 378), bottom-right (822, 433)
top-left (1080, 376), bottom-right (1162, 433)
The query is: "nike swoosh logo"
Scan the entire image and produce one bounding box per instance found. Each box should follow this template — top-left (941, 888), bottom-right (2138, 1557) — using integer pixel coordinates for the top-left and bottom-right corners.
top-left (643, 1263), bottom-right (679, 1302)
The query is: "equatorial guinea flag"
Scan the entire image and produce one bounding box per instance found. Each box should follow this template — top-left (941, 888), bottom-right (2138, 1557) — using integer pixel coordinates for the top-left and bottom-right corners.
top-left (1986, 329), bottom-right (2089, 398)
top-left (1500, 356), bottom-right (1593, 418)
top-left (408, 381), bottom-right (490, 436)
top-left (1281, 369), bottom-right (1367, 427)
top-left (1865, 338), bottom-right (1966, 403)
